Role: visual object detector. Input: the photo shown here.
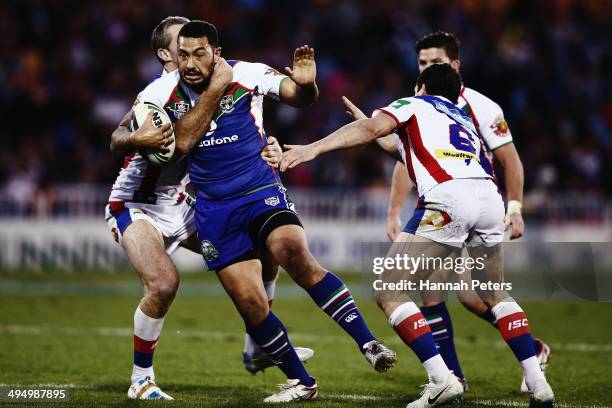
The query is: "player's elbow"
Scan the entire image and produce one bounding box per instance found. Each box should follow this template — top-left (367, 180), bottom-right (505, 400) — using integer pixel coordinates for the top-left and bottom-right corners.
top-left (174, 138), bottom-right (192, 155)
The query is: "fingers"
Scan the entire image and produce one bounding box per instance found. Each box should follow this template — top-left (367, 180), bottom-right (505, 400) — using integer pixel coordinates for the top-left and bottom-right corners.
top-left (267, 136), bottom-right (278, 146)
top-left (283, 144), bottom-right (298, 151)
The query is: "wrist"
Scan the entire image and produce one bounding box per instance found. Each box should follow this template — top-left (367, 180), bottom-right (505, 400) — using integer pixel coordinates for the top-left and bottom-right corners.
top-left (507, 200), bottom-right (522, 215)
top-left (387, 210), bottom-right (401, 220)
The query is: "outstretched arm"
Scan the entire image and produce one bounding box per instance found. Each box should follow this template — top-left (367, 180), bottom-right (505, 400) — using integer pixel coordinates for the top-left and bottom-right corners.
top-left (279, 45), bottom-right (319, 108)
top-left (280, 113), bottom-right (397, 171)
top-left (174, 58), bottom-right (233, 154)
top-left (342, 96), bottom-right (401, 161)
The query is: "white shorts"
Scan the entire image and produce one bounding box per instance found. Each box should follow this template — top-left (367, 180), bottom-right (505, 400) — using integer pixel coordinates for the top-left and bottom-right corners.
top-left (403, 178), bottom-right (504, 247)
top-left (105, 200), bottom-right (196, 255)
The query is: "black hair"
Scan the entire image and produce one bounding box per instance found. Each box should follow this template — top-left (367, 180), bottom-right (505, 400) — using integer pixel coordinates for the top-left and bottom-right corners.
top-left (151, 16), bottom-right (190, 64)
top-left (415, 31), bottom-right (460, 61)
top-left (416, 63), bottom-right (462, 104)
top-left (178, 20), bottom-right (219, 47)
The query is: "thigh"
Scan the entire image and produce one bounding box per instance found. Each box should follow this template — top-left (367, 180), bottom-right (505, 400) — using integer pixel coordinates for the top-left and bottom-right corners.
top-left (194, 199), bottom-right (256, 272)
top-left (121, 219), bottom-right (177, 285)
top-left (379, 232), bottom-right (459, 306)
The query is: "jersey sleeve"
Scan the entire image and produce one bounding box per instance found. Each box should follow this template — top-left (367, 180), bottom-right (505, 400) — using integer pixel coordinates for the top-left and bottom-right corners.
top-left (474, 100), bottom-right (513, 150)
top-left (136, 78), bottom-right (167, 109)
top-left (252, 63), bottom-right (288, 101)
top-left (372, 97), bottom-right (418, 129)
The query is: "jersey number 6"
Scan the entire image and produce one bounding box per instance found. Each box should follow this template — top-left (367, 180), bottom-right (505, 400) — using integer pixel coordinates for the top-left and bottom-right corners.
top-left (449, 123), bottom-right (477, 155)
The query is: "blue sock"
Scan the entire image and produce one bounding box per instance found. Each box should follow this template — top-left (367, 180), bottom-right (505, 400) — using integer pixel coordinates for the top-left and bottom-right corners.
top-left (482, 306), bottom-right (541, 356)
top-left (247, 312), bottom-right (313, 386)
top-left (307, 271), bottom-right (375, 350)
top-left (420, 303), bottom-right (464, 379)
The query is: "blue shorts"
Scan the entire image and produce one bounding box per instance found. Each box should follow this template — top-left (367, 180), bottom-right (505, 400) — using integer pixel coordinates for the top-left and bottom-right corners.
top-left (194, 184), bottom-right (298, 271)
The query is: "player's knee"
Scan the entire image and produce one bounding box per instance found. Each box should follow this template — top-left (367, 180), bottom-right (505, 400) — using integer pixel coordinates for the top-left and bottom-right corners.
top-left (234, 291), bottom-right (269, 324)
top-left (149, 274), bottom-right (179, 305)
top-left (276, 240), bottom-right (322, 284)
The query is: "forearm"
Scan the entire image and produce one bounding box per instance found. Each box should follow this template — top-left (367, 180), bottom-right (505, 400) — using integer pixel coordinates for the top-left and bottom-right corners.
top-left (494, 144), bottom-right (524, 202)
top-left (388, 162), bottom-right (411, 218)
top-left (503, 159), bottom-right (524, 202)
top-left (311, 119), bottom-right (380, 156)
top-left (110, 110), bottom-right (135, 155)
top-left (174, 88), bottom-right (225, 154)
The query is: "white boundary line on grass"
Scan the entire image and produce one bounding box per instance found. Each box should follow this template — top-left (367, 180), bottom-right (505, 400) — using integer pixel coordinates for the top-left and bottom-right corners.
top-left (1, 324), bottom-right (611, 353)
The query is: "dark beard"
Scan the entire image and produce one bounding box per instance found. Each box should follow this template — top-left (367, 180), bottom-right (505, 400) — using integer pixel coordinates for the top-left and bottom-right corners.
top-left (185, 60), bottom-right (215, 94)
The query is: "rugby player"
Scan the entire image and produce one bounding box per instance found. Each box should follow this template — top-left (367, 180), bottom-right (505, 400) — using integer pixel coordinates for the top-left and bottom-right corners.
top-left (344, 31), bottom-right (550, 393)
top-left (106, 16), bottom-right (311, 400)
top-left (280, 63), bottom-right (555, 407)
top-left (137, 20), bottom-right (397, 402)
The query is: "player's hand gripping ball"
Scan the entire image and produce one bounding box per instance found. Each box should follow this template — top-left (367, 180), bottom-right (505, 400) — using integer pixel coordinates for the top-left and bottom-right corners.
top-left (130, 101), bottom-right (175, 165)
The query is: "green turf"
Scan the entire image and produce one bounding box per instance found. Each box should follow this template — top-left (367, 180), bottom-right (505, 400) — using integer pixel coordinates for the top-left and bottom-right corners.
top-left (0, 271), bottom-right (611, 407)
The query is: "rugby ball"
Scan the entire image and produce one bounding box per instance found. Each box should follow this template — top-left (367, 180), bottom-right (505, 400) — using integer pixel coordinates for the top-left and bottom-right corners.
top-left (130, 101), bottom-right (175, 165)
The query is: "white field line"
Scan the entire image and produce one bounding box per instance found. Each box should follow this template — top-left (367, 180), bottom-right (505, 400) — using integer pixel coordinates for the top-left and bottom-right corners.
top-left (0, 385), bottom-right (607, 408)
top-left (1, 324), bottom-right (611, 354)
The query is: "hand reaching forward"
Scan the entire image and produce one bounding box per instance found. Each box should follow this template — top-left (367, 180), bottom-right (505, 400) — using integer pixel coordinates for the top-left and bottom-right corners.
top-left (280, 144), bottom-right (318, 172)
top-left (285, 45), bottom-right (316, 86)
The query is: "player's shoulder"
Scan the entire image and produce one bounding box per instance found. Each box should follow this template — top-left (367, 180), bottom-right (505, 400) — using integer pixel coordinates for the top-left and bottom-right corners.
top-left (460, 87), bottom-right (503, 114)
top-left (138, 70), bottom-right (180, 104)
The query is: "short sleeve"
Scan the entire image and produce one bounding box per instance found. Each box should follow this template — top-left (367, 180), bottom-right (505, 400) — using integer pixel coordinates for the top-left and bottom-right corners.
top-left (257, 63), bottom-right (288, 101)
top-left (372, 97), bottom-right (417, 130)
top-left (476, 102), bottom-right (513, 150)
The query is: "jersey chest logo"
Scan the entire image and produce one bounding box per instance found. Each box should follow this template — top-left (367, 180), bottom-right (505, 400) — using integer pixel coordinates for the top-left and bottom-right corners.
top-left (165, 84), bottom-right (192, 120)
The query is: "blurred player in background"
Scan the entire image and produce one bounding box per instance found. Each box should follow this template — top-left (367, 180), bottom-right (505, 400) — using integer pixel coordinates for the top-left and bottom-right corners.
top-left (106, 16), bottom-right (311, 400)
top-left (144, 20), bottom-right (396, 402)
top-left (281, 63), bottom-right (555, 408)
top-left (343, 31), bottom-right (550, 393)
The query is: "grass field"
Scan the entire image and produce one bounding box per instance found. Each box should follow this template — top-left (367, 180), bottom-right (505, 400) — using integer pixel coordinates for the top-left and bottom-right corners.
top-left (0, 271), bottom-right (611, 407)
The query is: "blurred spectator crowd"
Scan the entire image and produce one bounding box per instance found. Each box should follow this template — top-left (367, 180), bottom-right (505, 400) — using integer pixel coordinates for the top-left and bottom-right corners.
top-left (1, 0), bottom-right (611, 216)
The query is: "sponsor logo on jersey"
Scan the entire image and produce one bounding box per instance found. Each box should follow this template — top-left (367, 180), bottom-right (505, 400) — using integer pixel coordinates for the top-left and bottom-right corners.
top-left (265, 196), bottom-right (280, 206)
top-left (198, 134), bottom-right (240, 148)
top-left (200, 240), bottom-right (219, 264)
top-left (491, 115), bottom-right (509, 136)
top-left (434, 149), bottom-right (479, 162)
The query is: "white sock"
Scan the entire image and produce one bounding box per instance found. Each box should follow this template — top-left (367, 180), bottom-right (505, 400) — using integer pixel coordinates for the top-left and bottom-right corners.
top-left (132, 307), bottom-right (165, 384)
top-left (521, 356), bottom-right (546, 390)
top-left (263, 279), bottom-right (276, 302)
top-left (423, 354), bottom-right (452, 384)
top-left (243, 280), bottom-right (276, 357)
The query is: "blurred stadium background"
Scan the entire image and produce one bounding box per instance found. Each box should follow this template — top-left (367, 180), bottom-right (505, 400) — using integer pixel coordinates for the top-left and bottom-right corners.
top-left (1, 1), bottom-right (611, 406)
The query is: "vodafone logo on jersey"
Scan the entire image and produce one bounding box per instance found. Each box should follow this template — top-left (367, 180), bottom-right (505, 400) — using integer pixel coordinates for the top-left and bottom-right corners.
top-left (199, 120), bottom-right (240, 148)
top-left (198, 135), bottom-right (239, 148)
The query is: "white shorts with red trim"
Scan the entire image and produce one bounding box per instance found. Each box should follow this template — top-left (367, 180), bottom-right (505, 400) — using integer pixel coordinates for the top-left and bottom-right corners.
top-left (105, 200), bottom-right (195, 255)
top-left (403, 177), bottom-right (504, 247)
